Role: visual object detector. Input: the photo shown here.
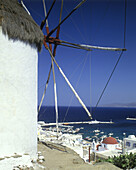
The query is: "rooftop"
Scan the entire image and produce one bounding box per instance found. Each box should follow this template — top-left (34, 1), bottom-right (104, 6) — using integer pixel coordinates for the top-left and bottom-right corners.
top-left (0, 0), bottom-right (43, 51)
top-left (102, 137), bottom-right (118, 144)
top-left (125, 135), bottom-right (136, 141)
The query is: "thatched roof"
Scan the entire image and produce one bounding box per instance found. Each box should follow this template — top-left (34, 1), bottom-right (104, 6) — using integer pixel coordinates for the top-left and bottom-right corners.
top-left (0, 0), bottom-right (44, 51)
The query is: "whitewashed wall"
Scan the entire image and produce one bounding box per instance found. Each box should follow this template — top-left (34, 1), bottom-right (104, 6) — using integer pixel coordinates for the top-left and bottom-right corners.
top-left (125, 135), bottom-right (136, 150)
top-left (0, 27), bottom-right (38, 159)
top-left (101, 143), bottom-right (118, 150)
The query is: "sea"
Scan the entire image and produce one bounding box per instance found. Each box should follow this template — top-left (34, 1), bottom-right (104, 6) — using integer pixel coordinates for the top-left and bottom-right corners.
top-left (38, 106), bottom-right (136, 140)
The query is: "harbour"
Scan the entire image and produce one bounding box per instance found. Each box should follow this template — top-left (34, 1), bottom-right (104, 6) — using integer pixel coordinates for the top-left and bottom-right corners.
top-left (40, 120), bottom-right (114, 126)
top-left (37, 109), bottom-right (136, 165)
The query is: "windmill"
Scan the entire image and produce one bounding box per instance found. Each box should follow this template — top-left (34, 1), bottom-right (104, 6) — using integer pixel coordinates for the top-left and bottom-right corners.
top-left (0, 0), bottom-right (43, 167)
top-left (38, 0), bottom-right (126, 135)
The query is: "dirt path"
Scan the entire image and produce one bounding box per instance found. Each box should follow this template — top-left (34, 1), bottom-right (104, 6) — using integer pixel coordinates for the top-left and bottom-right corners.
top-left (36, 141), bottom-right (121, 170)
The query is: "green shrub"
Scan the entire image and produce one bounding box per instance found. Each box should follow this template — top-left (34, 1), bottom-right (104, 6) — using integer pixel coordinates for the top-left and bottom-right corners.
top-left (97, 152), bottom-right (136, 169)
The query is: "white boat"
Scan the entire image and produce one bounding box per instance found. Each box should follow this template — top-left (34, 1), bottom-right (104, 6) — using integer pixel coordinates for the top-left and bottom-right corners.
top-left (126, 117), bottom-right (136, 120)
top-left (108, 133), bottom-right (113, 136)
top-left (93, 129), bottom-right (100, 133)
top-left (100, 131), bottom-right (104, 134)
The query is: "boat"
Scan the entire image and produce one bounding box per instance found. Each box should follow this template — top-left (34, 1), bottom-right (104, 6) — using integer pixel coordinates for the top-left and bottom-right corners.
top-left (126, 117), bottom-right (136, 120)
top-left (108, 133), bottom-right (113, 136)
top-left (93, 129), bottom-right (100, 133)
top-left (100, 131), bottom-right (104, 134)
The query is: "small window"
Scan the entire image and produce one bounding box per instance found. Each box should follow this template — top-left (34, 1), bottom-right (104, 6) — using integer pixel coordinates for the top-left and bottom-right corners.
top-left (126, 142), bottom-right (131, 147)
top-left (133, 143), bottom-right (136, 148)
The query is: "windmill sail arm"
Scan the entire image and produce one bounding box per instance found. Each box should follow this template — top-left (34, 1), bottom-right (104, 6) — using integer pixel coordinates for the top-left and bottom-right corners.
top-left (80, 44), bottom-right (127, 51)
top-left (58, 43), bottom-right (91, 51)
top-left (46, 46), bottom-right (92, 119)
top-left (59, 40), bottom-right (126, 51)
top-left (20, 0), bottom-right (31, 15)
top-left (59, 67), bottom-right (92, 119)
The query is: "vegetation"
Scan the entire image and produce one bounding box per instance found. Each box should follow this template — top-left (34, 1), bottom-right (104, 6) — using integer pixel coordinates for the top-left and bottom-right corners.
top-left (97, 153), bottom-right (136, 169)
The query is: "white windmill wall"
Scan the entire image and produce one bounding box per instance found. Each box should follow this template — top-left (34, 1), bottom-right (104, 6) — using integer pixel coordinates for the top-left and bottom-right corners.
top-left (0, 27), bottom-right (38, 159)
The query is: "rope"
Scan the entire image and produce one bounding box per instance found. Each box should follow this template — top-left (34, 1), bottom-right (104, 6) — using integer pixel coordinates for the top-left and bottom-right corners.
top-left (94, 51), bottom-right (123, 109)
top-left (63, 4), bottom-right (86, 42)
top-left (46, 46), bottom-right (92, 119)
top-left (63, 52), bottom-right (89, 122)
top-left (46, 0), bottom-right (86, 38)
top-left (61, 2), bottom-right (91, 121)
top-left (93, 0), bottom-right (127, 113)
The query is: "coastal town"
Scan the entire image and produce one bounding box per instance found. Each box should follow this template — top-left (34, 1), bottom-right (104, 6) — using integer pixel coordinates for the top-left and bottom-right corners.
top-left (0, 0), bottom-right (136, 169)
top-left (38, 121), bottom-right (136, 162)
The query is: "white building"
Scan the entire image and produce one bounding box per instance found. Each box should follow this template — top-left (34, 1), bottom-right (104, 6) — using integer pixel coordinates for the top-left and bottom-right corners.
top-left (91, 137), bottom-right (122, 158)
top-left (98, 137), bottom-right (119, 151)
top-left (124, 135), bottom-right (136, 153)
top-left (91, 137), bottom-right (120, 152)
top-left (0, 0), bottom-right (43, 169)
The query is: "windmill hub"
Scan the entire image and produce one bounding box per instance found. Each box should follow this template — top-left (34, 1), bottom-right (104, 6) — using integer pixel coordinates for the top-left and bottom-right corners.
top-left (44, 35), bottom-right (60, 45)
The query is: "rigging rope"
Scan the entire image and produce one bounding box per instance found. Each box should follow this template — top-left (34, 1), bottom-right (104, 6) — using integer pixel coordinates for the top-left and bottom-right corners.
top-left (63, 52), bottom-right (89, 122)
top-left (63, 4), bottom-right (86, 42)
top-left (94, 51), bottom-right (123, 109)
top-left (46, 46), bottom-right (92, 119)
top-left (62, 3), bottom-right (91, 121)
top-left (46, 0), bottom-right (86, 38)
top-left (93, 0), bottom-right (127, 114)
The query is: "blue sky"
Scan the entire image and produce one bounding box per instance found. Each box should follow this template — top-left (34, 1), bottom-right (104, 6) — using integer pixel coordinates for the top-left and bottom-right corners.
top-left (24, 0), bottom-right (136, 107)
